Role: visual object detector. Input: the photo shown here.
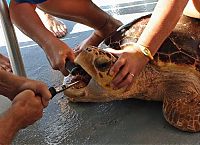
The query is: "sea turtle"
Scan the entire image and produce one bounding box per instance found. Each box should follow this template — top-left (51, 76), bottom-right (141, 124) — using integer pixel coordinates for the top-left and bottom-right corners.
top-left (63, 14), bottom-right (200, 132)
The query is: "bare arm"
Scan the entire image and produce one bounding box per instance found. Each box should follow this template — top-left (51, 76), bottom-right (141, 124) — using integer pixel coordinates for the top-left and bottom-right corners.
top-left (0, 70), bottom-right (51, 107)
top-left (9, 0), bottom-right (74, 75)
top-left (0, 90), bottom-right (45, 144)
top-left (108, 0), bottom-right (190, 89)
top-left (0, 106), bottom-right (21, 144)
top-left (9, 1), bottom-right (52, 47)
top-left (0, 70), bottom-right (26, 100)
top-left (0, 70), bottom-right (51, 144)
top-left (138, 0), bottom-right (189, 55)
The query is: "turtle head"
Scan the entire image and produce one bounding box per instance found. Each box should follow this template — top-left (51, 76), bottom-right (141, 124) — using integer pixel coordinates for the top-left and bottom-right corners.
top-left (74, 46), bottom-right (117, 89)
top-left (63, 46), bottom-right (118, 102)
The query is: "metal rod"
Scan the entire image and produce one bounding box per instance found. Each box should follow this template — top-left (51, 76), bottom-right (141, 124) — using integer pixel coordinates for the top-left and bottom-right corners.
top-left (49, 81), bottom-right (80, 99)
top-left (0, 0), bottom-right (26, 77)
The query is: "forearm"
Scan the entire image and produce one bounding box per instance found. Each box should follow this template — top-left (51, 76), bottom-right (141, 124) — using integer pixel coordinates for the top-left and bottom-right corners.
top-left (0, 71), bottom-right (25, 100)
top-left (9, 0), bottom-right (56, 49)
top-left (138, 0), bottom-right (189, 55)
top-left (0, 107), bottom-right (21, 144)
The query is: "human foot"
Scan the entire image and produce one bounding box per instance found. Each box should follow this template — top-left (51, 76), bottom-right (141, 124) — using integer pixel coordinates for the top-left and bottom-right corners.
top-left (0, 54), bottom-right (12, 73)
top-left (75, 16), bottom-right (123, 53)
top-left (36, 9), bottom-right (67, 38)
top-left (43, 13), bottom-right (67, 38)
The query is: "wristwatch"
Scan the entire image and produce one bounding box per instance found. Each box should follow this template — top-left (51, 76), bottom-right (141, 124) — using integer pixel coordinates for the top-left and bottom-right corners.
top-left (120, 42), bottom-right (154, 61)
top-left (137, 43), bottom-right (154, 61)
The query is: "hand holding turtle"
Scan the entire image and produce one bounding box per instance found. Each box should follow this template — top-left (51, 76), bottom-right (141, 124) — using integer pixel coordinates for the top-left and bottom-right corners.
top-left (105, 43), bottom-right (151, 90)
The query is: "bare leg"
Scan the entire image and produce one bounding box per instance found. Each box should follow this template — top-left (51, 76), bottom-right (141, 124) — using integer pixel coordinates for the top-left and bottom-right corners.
top-left (36, 8), bottom-right (67, 38)
top-left (38, 0), bottom-right (123, 50)
top-left (0, 54), bottom-right (12, 73)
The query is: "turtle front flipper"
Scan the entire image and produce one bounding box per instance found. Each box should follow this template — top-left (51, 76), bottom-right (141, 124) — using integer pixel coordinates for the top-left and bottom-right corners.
top-left (163, 72), bottom-right (200, 132)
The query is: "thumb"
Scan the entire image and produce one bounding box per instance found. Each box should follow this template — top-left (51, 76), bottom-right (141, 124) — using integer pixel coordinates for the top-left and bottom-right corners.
top-left (68, 50), bottom-right (76, 62)
top-left (104, 48), bottom-right (124, 56)
top-left (36, 84), bottom-right (51, 108)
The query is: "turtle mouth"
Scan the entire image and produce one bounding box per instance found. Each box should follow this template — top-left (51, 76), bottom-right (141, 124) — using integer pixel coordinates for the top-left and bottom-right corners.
top-left (66, 65), bottom-right (92, 89)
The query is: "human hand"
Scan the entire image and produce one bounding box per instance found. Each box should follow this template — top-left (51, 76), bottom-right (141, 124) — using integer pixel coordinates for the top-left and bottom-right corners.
top-left (11, 90), bottom-right (44, 129)
top-left (0, 71), bottom-right (51, 107)
top-left (0, 54), bottom-right (12, 73)
top-left (18, 79), bottom-right (51, 108)
top-left (44, 39), bottom-right (75, 76)
top-left (0, 90), bottom-right (46, 144)
top-left (105, 43), bottom-right (149, 90)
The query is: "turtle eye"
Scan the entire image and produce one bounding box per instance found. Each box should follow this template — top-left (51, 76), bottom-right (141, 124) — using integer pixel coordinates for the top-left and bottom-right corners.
top-left (94, 57), bottom-right (112, 72)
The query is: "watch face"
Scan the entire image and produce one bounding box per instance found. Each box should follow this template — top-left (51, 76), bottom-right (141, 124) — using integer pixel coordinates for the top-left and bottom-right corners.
top-left (143, 48), bottom-right (150, 55)
top-left (138, 44), bottom-right (154, 60)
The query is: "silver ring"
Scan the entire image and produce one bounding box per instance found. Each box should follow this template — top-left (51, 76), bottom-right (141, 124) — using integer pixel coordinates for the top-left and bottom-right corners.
top-left (129, 72), bottom-right (135, 77)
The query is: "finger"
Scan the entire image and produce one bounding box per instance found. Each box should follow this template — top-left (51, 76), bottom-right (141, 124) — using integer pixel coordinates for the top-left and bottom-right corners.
top-left (104, 48), bottom-right (125, 55)
top-left (59, 23), bottom-right (67, 35)
top-left (125, 78), bottom-right (134, 92)
top-left (53, 25), bottom-right (62, 38)
top-left (56, 32), bottom-right (62, 38)
top-left (7, 62), bottom-right (12, 70)
top-left (2, 63), bottom-right (12, 71)
top-left (67, 50), bottom-right (76, 63)
top-left (111, 62), bottom-right (129, 88)
top-left (14, 90), bottom-right (43, 111)
top-left (5, 67), bottom-right (12, 73)
top-left (52, 32), bottom-right (57, 37)
top-left (34, 96), bottom-right (44, 118)
top-left (4, 59), bottom-right (10, 65)
top-left (109, 57), bottom-right (126, 77)
top-left (60, 65), bottom-right (69, 76)
top-left (117, 72), bottom-right (134, 89)
top-left (48, 27), bottom-right (57, 37)
top-left (55, 24), bottom-right (63, 33)
top-left (57, 26), bottom-right (65, 36)
top-left (0, 65), bottom-right (6, 71)
top-left (7, 62), bottom-right (13, 73)
top-left (39, 96), bottom-right (46, 109)
top-left (58, 58), bottom-right (69, 76)
top-left (35, 83), bottom-right (51, 108)
top-left (60, 21), bottom-right (67, 31)
top-left (59, 50), bottom-right (75, 76)
top-left (0, 56), bottom-right (12, 72)
top-left (0, 64), bottom-right (12, 73)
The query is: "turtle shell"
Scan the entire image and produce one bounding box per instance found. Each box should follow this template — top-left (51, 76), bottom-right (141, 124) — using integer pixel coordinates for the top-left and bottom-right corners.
top-left (102, 14), bottom-right (200, 71)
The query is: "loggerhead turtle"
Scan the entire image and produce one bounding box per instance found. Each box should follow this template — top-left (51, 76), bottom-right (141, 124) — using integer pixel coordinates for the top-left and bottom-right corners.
top-left (63, 14), bottom-right (200, 132)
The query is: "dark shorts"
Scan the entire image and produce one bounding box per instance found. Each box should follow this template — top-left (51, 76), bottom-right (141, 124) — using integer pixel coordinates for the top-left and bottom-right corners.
top-left (15, 0), bottom-right (47, 4)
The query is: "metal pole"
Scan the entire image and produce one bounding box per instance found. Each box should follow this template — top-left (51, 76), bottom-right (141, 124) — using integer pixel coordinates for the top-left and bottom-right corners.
top-left (0, 0), bottom-right (26, 77)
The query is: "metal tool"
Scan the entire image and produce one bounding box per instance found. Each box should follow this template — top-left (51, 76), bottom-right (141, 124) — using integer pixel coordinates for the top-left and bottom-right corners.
top-left (65, 59), bottom-right (78, 73)
top-left (65, 59), bottom-right (86, 76)
top-left (49, 81), bottom-right (79, 99)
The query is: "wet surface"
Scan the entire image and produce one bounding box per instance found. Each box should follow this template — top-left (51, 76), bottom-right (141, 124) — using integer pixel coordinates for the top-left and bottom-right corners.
top-left (1, 0), bottom-right (200, 144)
